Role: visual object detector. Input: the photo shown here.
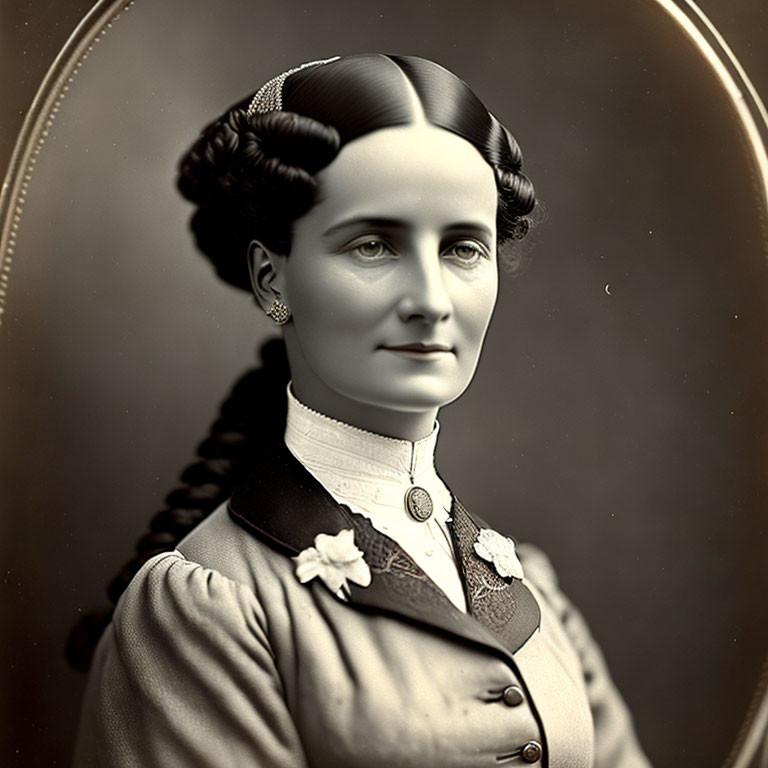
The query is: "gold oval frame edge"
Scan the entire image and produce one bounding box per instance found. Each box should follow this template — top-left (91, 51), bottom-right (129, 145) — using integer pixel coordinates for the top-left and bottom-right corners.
top-left (0, 0), bottom-right (135, 328)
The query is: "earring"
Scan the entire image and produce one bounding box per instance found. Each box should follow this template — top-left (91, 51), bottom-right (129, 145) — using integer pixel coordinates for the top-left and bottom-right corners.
top-left (266, 298), bottom-right (291, 326)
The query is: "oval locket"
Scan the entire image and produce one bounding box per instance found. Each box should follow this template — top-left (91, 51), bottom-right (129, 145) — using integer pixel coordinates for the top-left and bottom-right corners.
top-left (405, 486), bottom-right (434, 522)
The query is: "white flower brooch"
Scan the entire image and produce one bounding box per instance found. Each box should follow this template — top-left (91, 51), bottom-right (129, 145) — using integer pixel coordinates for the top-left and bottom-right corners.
top-left (293, 529), bottom-right (372, 599)
top-left (473, 528), bottom-right (525, 580)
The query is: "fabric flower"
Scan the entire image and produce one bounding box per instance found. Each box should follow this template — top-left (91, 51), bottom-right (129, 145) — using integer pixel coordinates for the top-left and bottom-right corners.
top-left (293, 529), bottom-right (372, 598)
top-left (473, 528), bottom-right (525, 580)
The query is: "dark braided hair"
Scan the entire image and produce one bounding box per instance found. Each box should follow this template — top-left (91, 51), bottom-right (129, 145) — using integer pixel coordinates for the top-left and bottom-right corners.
top-left (68, 54), bottom-right (538, 669)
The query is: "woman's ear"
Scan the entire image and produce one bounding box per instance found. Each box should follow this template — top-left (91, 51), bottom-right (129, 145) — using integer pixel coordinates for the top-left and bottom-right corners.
top-left (247, 240), bottom-right (287, 314)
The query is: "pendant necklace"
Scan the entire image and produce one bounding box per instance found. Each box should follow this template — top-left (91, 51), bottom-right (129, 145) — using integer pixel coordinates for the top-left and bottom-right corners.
top-left (405, 485), bottom-right (433, 521)
top-left (404, 444), bottom-right (433, 521)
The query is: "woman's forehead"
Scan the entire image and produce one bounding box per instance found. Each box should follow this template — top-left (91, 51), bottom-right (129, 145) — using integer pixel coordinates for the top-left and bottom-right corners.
top-left (303, 124), bottom-right (498, 234)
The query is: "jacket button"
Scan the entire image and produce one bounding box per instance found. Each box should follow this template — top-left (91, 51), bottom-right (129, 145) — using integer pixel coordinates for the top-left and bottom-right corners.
top-left (502, 685), bottom-right (524, 707)
top-left (521, 740), bottom-right (542, 763)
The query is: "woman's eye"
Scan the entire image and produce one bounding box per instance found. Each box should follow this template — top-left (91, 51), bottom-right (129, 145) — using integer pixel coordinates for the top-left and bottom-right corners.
top-left (346, 239), bottom-right (395, 262)
top-left (444, 240), bottom-right (488, 267)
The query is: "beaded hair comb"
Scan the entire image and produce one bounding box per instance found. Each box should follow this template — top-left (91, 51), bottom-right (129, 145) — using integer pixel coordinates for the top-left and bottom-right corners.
top-left (246, 56), bottom-right (340, 117)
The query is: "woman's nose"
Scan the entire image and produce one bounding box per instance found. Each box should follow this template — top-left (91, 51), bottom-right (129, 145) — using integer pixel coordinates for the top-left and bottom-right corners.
top-left (396, 246), bottom-right (452, 324)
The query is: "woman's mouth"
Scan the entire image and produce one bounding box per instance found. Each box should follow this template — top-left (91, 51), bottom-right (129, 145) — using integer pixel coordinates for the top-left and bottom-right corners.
top-left (379, 343), bottom-right (454, 360)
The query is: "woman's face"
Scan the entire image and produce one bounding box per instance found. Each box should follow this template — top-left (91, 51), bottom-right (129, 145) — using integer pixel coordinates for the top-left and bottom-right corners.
top-left (272, 123), bottom-right (499, 439)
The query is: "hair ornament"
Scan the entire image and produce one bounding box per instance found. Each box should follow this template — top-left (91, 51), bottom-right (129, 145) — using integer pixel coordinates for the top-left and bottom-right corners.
top-left (246, 56), bottom-right (341, 117)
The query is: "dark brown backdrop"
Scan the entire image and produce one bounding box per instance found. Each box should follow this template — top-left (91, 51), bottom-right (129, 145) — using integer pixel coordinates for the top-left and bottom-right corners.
top-left (1, 1), bottom-right (768, 766)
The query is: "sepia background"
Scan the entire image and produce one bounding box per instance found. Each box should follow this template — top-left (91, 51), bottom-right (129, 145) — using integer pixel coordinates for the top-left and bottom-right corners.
top-left (1, 0), bottom-right (768, 765)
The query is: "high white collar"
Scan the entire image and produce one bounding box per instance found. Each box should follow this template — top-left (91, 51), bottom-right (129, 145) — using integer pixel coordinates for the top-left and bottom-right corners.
top-left (283, 384), bottom-right (451, 520)
top-left (285, 385), bottom-right (440, 483)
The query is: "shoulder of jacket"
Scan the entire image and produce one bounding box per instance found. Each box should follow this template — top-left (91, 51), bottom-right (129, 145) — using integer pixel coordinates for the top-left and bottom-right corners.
top-left (113, 550), bottom-right (265, 631)
top-left (173, 502), bottom-right (293, 592)
top-left (517, 541), bottom-right (576, 623)
top-left (517, 542), bottom-right (560, 591)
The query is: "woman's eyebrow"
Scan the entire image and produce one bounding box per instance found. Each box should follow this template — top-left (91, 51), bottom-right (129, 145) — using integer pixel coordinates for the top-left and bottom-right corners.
top-left (322, 218), bottom-right (494, 241)
top-left (322, 217), bottom-right (405, 240)
top-left (443, 222), bottom-right (494, 241)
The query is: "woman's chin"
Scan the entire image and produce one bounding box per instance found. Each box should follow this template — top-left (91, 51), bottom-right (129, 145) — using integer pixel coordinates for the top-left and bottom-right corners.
top-left (345, 378), bottom-right (468, 415)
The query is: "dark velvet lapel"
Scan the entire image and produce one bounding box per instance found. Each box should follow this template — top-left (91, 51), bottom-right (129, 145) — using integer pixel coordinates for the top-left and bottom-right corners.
top-left (228, 442), bottom-right (348, 555)
top-left (448, 500), bottom-right (541, 653)
top-left (228, 442), bottom-right (539, 659)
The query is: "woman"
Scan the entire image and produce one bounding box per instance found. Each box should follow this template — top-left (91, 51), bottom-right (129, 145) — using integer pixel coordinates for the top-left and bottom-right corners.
top-left (73, 54), bottom-right (651, 767)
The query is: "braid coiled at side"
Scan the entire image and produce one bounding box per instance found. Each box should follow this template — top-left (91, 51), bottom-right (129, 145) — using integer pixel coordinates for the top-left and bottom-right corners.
top-left (491, 122), bottom-right (536, 245)
top-left (177, 108), bottom-right (341, 292)
top-left (65, 338), bottom-right (290, 671)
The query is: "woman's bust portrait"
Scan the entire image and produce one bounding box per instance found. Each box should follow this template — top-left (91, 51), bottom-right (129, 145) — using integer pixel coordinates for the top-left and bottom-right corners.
top-left (1, 3), bottom-right (768, 768)
top-left (74, 53), bottom-right (643, 767)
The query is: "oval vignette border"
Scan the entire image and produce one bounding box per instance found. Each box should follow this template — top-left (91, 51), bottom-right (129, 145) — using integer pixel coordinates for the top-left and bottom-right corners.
top-left (0, 1), bottom-right (767, 766)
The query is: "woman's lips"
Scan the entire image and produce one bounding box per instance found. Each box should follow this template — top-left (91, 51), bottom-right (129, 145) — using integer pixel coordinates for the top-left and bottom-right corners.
top-left (380, 343), bottom-right (454, 360)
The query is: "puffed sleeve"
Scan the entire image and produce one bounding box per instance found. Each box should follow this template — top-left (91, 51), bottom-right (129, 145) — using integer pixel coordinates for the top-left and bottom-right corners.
top-left (73, 551), bottom-right (309, 768)
top-left (518, 544), bottom-right (653, 768)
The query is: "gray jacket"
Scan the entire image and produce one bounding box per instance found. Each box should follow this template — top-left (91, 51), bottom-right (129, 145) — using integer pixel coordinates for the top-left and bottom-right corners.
top-left (74, 444), bottom-right (651, 767)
